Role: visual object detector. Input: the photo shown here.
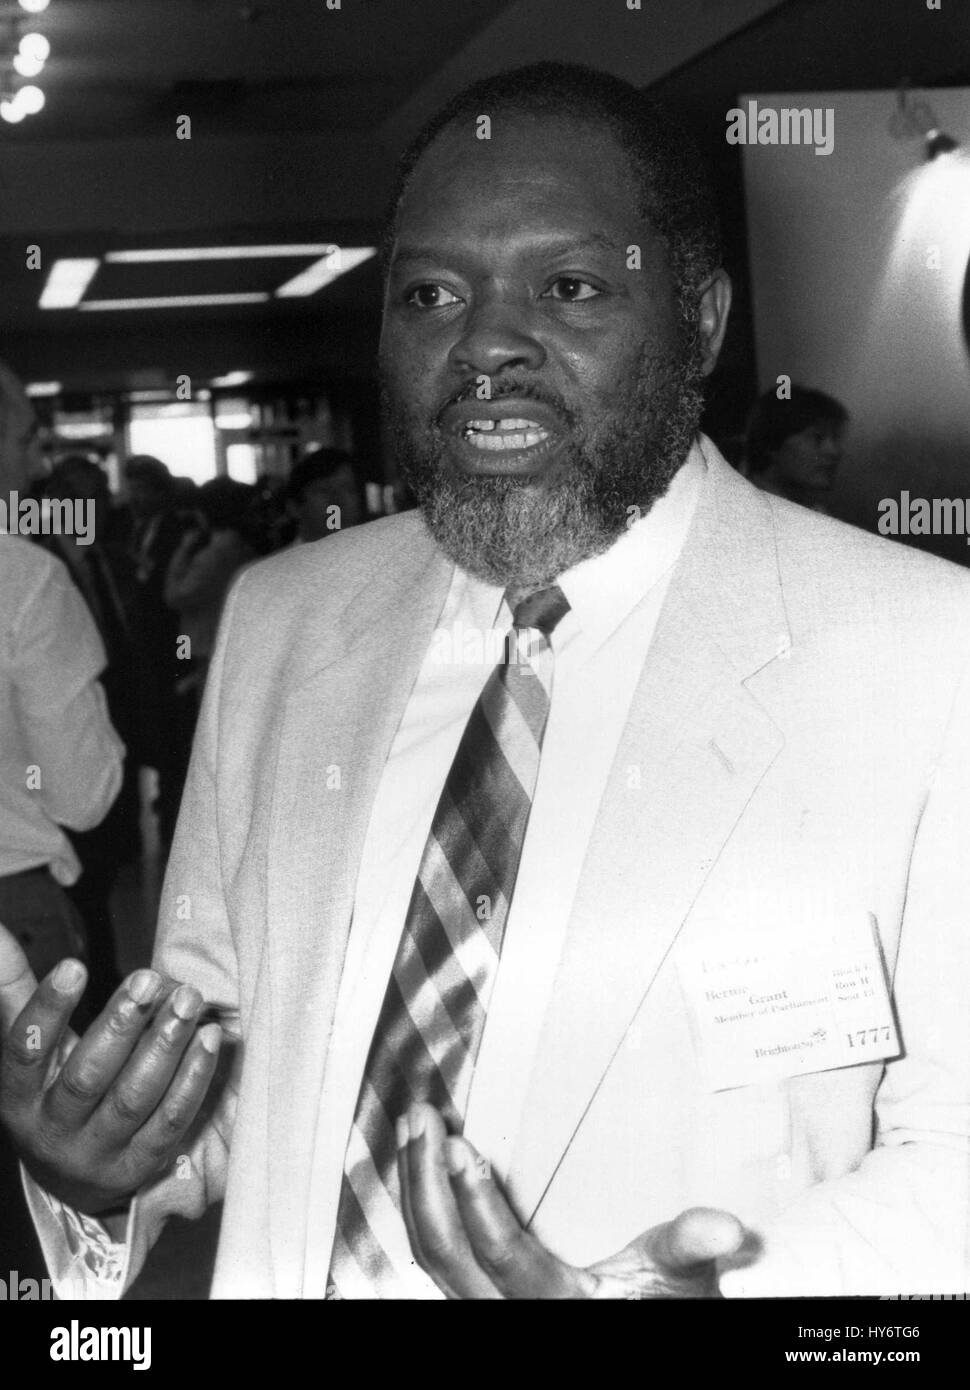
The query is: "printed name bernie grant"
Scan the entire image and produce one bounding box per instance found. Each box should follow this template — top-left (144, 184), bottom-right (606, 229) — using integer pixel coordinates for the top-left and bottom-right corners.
top-left (705, 988), bottom-right (789, 1005)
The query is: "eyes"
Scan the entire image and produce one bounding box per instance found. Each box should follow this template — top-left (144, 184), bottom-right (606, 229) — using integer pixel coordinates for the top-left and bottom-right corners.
top-left (406, 284), bottom-right (460, 309)
top-left (403, 276), bottom-right (602, 310)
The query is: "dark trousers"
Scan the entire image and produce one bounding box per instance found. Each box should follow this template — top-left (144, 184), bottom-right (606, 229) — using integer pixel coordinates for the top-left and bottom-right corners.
top-left (0, 867), bottom-right (87, 983)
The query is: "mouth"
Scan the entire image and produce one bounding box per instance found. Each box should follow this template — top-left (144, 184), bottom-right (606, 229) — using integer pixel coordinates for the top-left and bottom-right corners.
top-left (439, 398), bottom-right (568, 475)
top-left (459, 416), bottom-right (553, 452)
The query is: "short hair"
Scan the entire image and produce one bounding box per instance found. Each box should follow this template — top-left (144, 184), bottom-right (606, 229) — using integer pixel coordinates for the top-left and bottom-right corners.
top-left (47, 454), bottom-right (107, 496)
top-left (196, 477), bottom-right (271, 554)
top-left (381, 62), bottom-right (722, 322)
top-left (124, 454), bottom-right (173, 491)
top-left (286, 447), bottom-right (359, 504)
top-left (744, 386), bottom-right (849, 475)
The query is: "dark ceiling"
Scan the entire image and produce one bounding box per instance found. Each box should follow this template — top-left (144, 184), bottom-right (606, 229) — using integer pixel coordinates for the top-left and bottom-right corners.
top-left (0, 0), bottom-right (967, 395)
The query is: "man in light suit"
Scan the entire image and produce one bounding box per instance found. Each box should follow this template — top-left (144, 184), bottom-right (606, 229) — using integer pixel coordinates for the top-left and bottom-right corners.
top-left (1, 63), bottom-right (969, 1300)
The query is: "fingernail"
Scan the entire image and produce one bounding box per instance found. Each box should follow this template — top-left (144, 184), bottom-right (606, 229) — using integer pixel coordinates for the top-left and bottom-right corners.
top-left (395, 1116), bottom-right (409, 1149)
top-left (197, 1022), bottom-right (222, 1055)
top-left (52, 959), bottom-right (84, 993)
top-left (444, 1137), bottom-right (470, 1178)
top-left (171, 985), bottom-right (202, 1021)
top-left (408, 1105), bottom-right (426, 1141)
top-left (127, 970), bottom-right (161, 1005)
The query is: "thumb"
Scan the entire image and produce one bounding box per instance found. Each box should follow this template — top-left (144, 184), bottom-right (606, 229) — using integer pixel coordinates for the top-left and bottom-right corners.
top-left (653, 1206), bottom-right (746, 1272)
top-left (0, 919), bottom-right (39, 1033)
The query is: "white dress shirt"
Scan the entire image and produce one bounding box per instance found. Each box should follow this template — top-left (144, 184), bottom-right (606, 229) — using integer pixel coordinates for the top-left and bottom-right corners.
top-left (0, 534), bottom-right (123, 884)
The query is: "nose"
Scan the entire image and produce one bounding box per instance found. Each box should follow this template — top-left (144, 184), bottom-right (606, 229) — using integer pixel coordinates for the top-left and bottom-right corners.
top-left (447, 293), bottom-right (546, 378)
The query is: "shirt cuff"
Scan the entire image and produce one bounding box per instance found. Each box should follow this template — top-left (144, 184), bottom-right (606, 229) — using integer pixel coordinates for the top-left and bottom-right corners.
top-left (20, 1164), bottom-right (135, 1300)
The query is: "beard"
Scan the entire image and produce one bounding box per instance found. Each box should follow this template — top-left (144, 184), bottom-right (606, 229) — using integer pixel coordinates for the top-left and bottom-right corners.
top-left (382, 333), bottom-right (706, 592)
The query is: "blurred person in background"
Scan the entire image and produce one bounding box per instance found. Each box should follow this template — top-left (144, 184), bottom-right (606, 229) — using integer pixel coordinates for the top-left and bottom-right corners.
top-left (742, 385), bottom-right (847, 513)
top-left (123, 455), bottom-right (194, 848)
top-left (285, 447), bottom-right (366, 544)
top-left (0, 364), bottom-right (124, 979)
top-left (164, 477), bottom-right (271, 815)
top-left (38, 456), bottom-right (141, 1007)
top-left (0, 363), bottom-right (123, 1275)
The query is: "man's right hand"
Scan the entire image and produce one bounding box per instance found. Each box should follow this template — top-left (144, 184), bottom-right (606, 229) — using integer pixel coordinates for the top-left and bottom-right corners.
top-left (0, 922), bottom-right (222, 1216)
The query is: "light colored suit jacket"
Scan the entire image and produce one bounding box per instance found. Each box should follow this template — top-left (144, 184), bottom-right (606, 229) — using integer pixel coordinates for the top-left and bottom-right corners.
top-left (130, 444), bottom-right (970, 1297)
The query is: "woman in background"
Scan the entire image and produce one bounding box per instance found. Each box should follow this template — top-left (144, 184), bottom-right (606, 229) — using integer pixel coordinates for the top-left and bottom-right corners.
top-left (742, 385), bottom-right (848, 514)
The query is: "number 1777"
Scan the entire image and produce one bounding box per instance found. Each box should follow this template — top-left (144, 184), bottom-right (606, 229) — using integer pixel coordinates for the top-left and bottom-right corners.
top-left (846, 1026), bottom-right (891, 1047)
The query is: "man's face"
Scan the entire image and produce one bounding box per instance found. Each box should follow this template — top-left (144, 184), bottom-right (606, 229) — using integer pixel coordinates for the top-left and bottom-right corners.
top-left (772, 423), bottom-right (844, 495)
top-left (380, 110), bottom-right (728, 589)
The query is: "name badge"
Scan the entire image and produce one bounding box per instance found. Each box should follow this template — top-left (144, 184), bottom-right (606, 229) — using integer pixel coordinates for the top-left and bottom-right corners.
top-left (678, 914), bottom-right (900, 1091)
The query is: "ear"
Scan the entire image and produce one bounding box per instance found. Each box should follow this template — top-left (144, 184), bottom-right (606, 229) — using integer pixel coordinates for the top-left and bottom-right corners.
top-left (696, 268), bottom-right (732, 376)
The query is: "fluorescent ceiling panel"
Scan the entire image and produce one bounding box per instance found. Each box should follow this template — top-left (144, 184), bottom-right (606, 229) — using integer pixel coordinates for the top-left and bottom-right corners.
top-left (80, 293), bottom-right (270, 311)
top-left (39, 258), bottom-right (100, 309)
top-left (105, 245), bottom-right (338, 264)
top-left (275, 247), bottom-right (376, 298)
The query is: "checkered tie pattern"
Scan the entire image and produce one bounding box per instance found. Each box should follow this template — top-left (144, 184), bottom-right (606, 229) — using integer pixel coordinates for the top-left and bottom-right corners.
top-left (327, 585), bottom-right (570, 1298)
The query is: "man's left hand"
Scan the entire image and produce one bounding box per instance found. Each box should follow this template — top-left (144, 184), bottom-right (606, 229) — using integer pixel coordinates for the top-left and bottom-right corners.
top-left (398, 1102), bottom-right (747, 1299)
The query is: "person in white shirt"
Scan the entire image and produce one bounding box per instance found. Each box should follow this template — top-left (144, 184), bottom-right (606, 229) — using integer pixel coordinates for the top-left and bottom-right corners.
top-left (0, 64), bottom-right (969, 1301)
top-left (0, 362), bottom-right (124, 980)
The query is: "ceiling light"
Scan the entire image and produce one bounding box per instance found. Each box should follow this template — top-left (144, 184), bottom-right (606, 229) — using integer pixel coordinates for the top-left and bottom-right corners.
top-left (210, 371), bottom-right (254, 388)
top-left (39, 258), bottom-right (100, 307)
top-left (891, 86), bottom-right (960, 162)
top-left (17, 85), bottom-right (45, 116)
top-left (79, 293), bottom-right (270, 311)
top-left (104, 244), bottom-right (336, 264)
top-left (19, 33), bottom-right (51, 63)
top-left (0, 98), bottom-right (27, 124)
top-left (214, 411), bottom-right (253, 431)
top-left (25, 381), bottom-right (61, 397)
top-left (57, 422), bottom-right (113, 441)
top-left (275, 247), bottom-right (376, 298)
top-left (19, 0), bottom-right (51, 13)
top-left (13, 52), bottom-right (45, 78)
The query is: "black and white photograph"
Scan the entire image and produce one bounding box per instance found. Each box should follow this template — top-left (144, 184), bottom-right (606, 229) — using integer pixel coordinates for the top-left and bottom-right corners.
top-left (0, 0), bottom-right (967, 1362)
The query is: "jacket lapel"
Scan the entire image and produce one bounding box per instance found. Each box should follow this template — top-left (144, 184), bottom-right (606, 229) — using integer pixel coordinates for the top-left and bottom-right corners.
top-left (508, 453), bottom-right (792, 1224)
top-left (265, 524), bottom-right (453, 1289)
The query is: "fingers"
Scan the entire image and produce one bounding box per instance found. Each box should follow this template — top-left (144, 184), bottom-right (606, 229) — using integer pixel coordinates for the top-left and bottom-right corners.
top-left (652, 1207), bottom-right (747, 1273)
top-left (398, 1103), bottom-right (500, 1299)
top-left (0, 959), bottom-right (87, 1107)
top-left (126, 1023), bottom-right (223, 1175)
top-left (0, 920), bottom-right (40, 1030)
top-left (76, 982), bottom-right (206, 1145)
top-left (444, 1135), bottom-right (588, 1298)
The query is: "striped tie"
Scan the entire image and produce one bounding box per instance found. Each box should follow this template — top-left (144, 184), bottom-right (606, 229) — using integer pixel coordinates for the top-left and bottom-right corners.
top-left (328, 585), bottom-right (570, 1298)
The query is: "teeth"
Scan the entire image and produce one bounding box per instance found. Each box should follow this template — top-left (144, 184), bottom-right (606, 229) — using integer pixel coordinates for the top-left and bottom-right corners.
top-left (464, 428), bottom-right (549, 451)
top-left (463, 417), bottom-right (543, 434)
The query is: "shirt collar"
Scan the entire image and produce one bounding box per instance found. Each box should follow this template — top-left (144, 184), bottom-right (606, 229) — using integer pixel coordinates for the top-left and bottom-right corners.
top-left (455, 435), bottom-right (708, 648)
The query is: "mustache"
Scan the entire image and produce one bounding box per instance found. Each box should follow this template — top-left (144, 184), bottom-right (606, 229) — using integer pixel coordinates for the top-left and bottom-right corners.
top-left (432, 378), bottom-right (577, 431)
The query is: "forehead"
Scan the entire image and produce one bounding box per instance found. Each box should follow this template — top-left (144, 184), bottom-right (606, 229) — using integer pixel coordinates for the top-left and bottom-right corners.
top-left (395, 111), bottom-right (650, 255)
